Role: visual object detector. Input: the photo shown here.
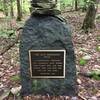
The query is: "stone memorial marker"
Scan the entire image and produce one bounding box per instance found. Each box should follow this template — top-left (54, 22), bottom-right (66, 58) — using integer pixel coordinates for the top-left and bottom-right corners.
top-left (19, 0), bottom-right (77, 98)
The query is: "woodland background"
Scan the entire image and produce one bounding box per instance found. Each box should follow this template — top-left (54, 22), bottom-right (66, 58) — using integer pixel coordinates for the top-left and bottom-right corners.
top-left (0, 0), bottom-right (100, 99)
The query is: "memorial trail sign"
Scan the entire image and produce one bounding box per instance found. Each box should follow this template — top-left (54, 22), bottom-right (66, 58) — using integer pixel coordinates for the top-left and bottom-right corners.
top-left (29, 50), bottom-right (66, 78)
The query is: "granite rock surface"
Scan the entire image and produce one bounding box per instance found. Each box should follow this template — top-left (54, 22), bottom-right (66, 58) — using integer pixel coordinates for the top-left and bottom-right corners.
top-left (19, 15), bottom-right (77, 96)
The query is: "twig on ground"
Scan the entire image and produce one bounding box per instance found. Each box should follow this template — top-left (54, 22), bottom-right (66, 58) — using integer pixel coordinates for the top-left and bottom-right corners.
top-left (0, 27), bottom-right (23, 55)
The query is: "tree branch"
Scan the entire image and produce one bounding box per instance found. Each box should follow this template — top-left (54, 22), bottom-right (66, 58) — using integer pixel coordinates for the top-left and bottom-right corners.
top-left (0, 27), bottom-right (23, 55)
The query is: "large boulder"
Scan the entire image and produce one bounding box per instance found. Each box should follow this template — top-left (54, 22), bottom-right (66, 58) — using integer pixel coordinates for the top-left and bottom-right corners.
top-left (19, 15), bottom-right (77, 97)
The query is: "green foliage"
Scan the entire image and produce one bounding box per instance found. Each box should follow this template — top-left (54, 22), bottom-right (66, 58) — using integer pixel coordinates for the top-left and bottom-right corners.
top-left (22, 1), bottom-right (30, 14)
top-left (0, 0), bottom-right (4, 11)
top-left (96, 14), bottom-right (100, 19)
top-left (93, 75), bottom-right (100, 80)
top-left (96, 35), bottom-right (100, 41)
top-left (82, 0), bottom-right (89, 11)
top-left (79, 58), bottom-right (87, 66)
top-left (0, 30), bottom-right (8, 37)
top-left (87, 0), bottom-right (96, 4)
top-left (96, 45), bottom-right (100, 52)
top-left (10, 75), bottom-right (20, 82)
top-left (90, 70), bottom-right (100, 80)
top-left (0, 0), bottom-right (91, 15)
top-left (0, 29), bottom-right (15, 37)
top-left (60, 0), bottom-right (89, 11)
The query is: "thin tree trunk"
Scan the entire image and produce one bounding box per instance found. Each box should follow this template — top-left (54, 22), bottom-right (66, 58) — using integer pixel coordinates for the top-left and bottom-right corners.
top-left (3, 0), bottom-right (8, 16)
top-left (17, 0), bottom-right (22, 21)
top-left (10, 0), bottom-right (14, 18)
top-left (75, 0), bottom-right (78, 11)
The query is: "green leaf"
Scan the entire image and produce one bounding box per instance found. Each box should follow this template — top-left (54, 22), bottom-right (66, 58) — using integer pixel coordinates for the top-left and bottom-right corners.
top-left (96, 45), bottom-right (100, 52)
top-left (93, 75), bottom-right (100, 80)
top-left (79, 58), bottom-right (87, 66)
top-left (90, 70), bottom-right (100, 80)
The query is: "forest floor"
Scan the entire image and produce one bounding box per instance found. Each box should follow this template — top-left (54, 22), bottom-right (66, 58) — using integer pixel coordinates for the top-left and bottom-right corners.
top-left (0, 10), bottom-right (100, 100)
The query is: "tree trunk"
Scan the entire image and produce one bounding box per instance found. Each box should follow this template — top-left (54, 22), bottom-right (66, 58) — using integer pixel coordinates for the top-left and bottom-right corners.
top-left (75, 0), bottom-right (78, 11)
top-left (16, 0), bottom-right (22, 21)
top-left (10, 0), bottom-right (14, 18)
top-left (82, 2), bottom-right (97, 30)
top-left (3, 0), bottom-right (8, 16)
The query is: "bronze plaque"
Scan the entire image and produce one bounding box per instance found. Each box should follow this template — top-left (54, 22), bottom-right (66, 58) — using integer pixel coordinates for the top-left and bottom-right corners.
top-left (29, 50), bottom-right (66, 78)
